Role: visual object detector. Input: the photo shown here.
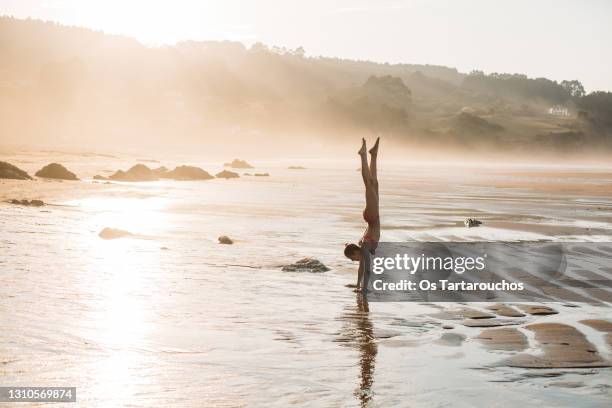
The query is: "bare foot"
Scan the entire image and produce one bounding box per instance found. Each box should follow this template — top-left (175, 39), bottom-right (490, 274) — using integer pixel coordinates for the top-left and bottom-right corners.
top-left (358, 138), bottom-right (367, 155)
top-left (369, 136), bottom-right (380, 155)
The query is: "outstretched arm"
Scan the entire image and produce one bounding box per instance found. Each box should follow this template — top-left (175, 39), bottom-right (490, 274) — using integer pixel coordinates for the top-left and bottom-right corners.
top-left (360, 245), bottom-right (372, 294)
top-left (356, 258), bottom-right (364, 289)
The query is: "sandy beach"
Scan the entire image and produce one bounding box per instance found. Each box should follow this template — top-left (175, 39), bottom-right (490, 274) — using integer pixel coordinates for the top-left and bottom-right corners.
top-left (1, 149), bottom-right (611, 407)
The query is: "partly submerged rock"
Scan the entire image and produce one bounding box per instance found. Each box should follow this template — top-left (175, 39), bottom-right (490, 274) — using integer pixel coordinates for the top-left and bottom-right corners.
top-left (0, 161), bottom-right (32, 180)
top-left (109, 164), bottom-right (157, 181)
top-left (254, 173), bottom-right (270, 177)
top-left (464, 218), bottom-right (482, 228)
top-left (224, 159), bottom-right (253, 169)
top-left (282, 258), bottom-right (330, 273)
top-left (98, 227), bottom-right (134, 240)
top-left (162, 166), bottom-right (213, 180)
top-left (35, 163), bottom-right (79, 180)
top-left (9, 199), bottom-right (44, 207)
top-left (435, 332), bottom-right (466, 347)
top-left (215, 170), bottom-right (240, 179)
top-left (218, 235), bottom-right (234, 245)
top-left (288, 166), bottom-right (306, 170)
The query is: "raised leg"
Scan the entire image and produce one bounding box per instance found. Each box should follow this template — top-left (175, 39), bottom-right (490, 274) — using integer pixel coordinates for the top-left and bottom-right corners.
top-left (369, 137), bottom-right (380, 195)
top-left (359, 138), bottom-right (370, 185)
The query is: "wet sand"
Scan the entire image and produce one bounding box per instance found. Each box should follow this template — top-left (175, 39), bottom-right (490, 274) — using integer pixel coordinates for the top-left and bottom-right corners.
top-left (1, 151), bottom-right (611, 407)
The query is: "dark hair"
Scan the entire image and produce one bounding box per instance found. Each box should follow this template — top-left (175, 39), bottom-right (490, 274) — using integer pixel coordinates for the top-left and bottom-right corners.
top-left (344, 243), bottom-right (360, 258)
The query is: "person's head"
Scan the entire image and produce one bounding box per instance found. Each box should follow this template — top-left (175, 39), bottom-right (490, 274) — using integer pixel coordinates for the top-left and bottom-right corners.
top-left (344, 243), bottom-right (361, 261)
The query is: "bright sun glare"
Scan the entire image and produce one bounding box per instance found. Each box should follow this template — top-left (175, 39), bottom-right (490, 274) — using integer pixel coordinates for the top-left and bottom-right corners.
top-left (65, 0), bottom-right (239, 45)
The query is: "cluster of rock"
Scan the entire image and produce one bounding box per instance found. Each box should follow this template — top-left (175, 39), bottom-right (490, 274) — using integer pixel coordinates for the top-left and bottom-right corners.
top-left (2, 160), bottom-right (254, 182)
top-left (281, 258), bottom-right (330, 273)
top-left (9, 199), bottom-right (44, 207)
top-left (224, 159), bottom-right (253, 169)
top-left (95, 164), bottom-right (215, 181)
top-left (1, 161), bottom-right (80, 181)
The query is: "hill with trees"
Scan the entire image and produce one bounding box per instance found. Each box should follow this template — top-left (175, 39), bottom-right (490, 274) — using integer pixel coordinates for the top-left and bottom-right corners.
top-left (1, 16), bottom-right (611, 154)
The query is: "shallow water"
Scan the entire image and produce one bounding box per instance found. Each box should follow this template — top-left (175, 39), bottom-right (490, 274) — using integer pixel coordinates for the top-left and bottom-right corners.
top-left (1, 151), bottom-right (611, 407)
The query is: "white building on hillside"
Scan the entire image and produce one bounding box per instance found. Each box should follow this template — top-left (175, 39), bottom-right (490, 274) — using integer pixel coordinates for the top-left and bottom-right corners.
top-left (548, 105), bottom-right (570, 116)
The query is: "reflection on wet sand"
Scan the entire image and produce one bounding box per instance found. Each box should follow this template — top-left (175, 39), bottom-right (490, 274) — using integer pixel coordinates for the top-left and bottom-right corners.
top-left (2, 156), bottom-right (612, 406)
top-left (336, 294), bottom-right (377, 406)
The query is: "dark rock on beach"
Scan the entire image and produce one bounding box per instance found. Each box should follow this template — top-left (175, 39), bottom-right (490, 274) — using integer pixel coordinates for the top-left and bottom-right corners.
top-left (254, 173), bottom-right (270, 177)
top-left (281, 258), bottom-right (330, 273)
top-left (464, 218), bottom-right (482, 228)
top-left (215, 170), bottom-right (240, 179)
top-left (224, 159), bottom-right (253, 169)
top-left (9, 199), bottom-right (44, 207)
top-left (109, 164), bottom-right (158, 181)
top-left (35, 163), bottom-right (79, 180)
top-left (218, 235), bottom-right (234, 244)
top-left (0, 161), bottom-right (32, 180)
top-left (162, 166), bottom-right (213, 180)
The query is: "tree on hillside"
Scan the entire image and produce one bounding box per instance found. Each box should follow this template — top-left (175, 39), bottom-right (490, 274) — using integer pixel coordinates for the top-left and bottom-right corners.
top-left (579, 91), bottom-right (612, 137)
top-left (462, 71), bottom-right (570, 104)
top-left (561, 80), bottom-right (586, 98)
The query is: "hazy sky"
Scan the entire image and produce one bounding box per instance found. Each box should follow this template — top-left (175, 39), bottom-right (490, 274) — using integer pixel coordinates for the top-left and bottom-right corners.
top-left (2, 0), bottom-right (611, 91)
